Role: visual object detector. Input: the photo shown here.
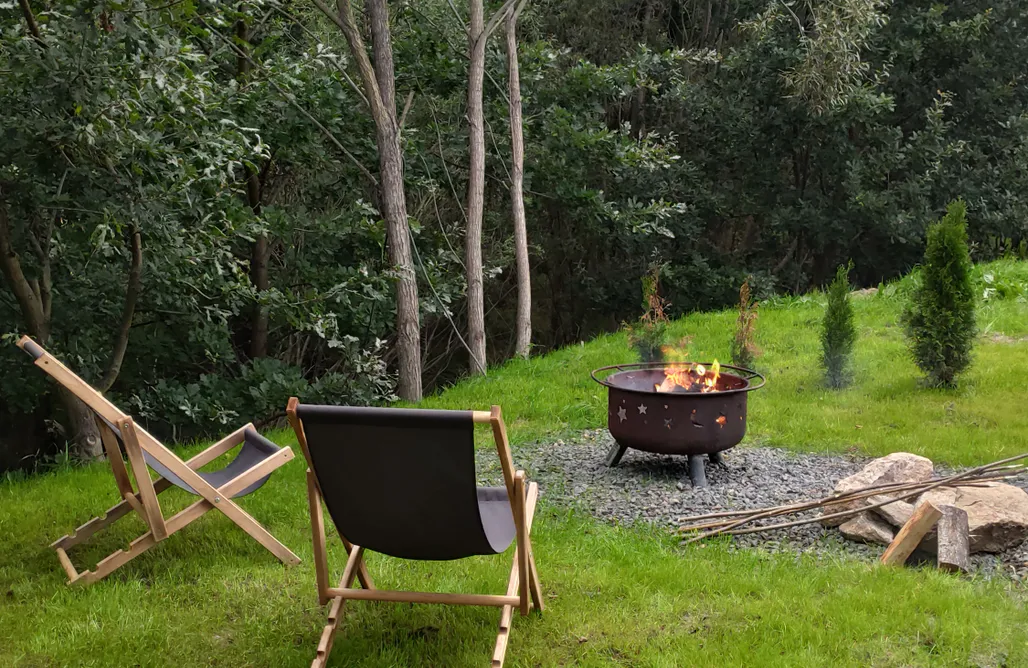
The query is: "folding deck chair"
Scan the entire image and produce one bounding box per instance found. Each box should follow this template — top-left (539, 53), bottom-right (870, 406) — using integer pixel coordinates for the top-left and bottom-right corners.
top-left (286, 398), bottom-right (543, 668)
top-left (17, 336), bottom-right (301, 585)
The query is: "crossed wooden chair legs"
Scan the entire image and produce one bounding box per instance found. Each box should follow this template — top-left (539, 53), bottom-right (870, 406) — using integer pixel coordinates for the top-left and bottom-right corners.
top-left (306, 470), bottom-right (544, 668)
top-left (52, 420), bottom-right (300, 585)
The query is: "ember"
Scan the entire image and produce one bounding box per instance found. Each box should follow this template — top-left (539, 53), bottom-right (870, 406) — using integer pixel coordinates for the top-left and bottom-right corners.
top-left (654, 360), bottom-right (721, 393)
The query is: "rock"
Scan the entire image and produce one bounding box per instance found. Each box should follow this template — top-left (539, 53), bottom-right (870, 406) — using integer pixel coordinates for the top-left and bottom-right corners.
top-left (867, 494), bottom-right (915, 527)
top-left (821, 453), bottom-right (933, 526)
top-left (918, 483), bottom-right (1028, 553)
top-left (839, 512), bottom-right (895, 545)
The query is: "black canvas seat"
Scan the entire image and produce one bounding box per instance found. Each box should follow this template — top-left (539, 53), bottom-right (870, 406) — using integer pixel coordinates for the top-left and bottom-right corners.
top-left (296, 404), bottom-right (515, 560)
top-left (288, 399), bottom-right (544, 668)
top-left (100, 417), bottom-right (281, 499)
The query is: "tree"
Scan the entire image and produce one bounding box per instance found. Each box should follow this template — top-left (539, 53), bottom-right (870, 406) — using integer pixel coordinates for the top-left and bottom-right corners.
top-left (1, 0), bottom-right (265, 460)
top-left (821, 263), bottom-right (857, 388)
top-left (904, 200), bottom-right (976, 387)
top-left (313, 0), bottom-right (423, 400)
top-left (505, 0), bottom-right (532, 359)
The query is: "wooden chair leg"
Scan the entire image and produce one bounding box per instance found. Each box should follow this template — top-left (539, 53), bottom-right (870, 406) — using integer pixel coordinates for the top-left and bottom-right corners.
top-left (312, 548), bottom-right (367, 668)
top-left (493, 479), bottom-right (542, 667)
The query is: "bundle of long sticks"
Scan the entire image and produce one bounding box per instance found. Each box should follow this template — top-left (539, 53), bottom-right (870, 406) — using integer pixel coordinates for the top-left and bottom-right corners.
top-left (678, 453), bottom-right (1028, 545)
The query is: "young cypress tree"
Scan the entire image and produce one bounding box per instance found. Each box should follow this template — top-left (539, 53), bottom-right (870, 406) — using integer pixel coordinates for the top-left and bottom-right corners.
top-left (821, 263), bottom-right (857, 388)
top-left (903, 200), bottom-right (977, 387)
top-left (731, 278), bottom-right (759, 369)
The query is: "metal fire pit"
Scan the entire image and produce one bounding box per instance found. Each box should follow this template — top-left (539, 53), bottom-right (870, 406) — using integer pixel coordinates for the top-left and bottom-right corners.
top-left (591, 362), bottom-right (765, 486)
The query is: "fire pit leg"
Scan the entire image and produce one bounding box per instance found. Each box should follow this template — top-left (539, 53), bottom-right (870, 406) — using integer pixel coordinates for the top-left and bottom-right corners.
top-left (688, 455), bottom-right (708, 488)
top-left (605, 442), bottom-right (628, 467)
top-left (708, 451), bottom-right (726, 467)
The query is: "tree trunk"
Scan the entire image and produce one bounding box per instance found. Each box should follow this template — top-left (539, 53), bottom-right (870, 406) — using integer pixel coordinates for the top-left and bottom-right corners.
top-left (506, 9), bottom-right (531, 359)
top-left (99, 225), bottom-right (142, 391)
top-left (236, 13), bottom-right (271, 360)
top-left (465, 0), bottom-right (488, 374)
top-left (320, 0), bottom-right (423, 400)
top-left (1, 195), bottom-right (102, 460)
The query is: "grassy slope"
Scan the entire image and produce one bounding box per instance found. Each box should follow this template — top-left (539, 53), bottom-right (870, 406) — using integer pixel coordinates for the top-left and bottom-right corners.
top-left (1, 260), bottom-right (1027, 667)
top-left (422, 258), bottom-right (1028, 467)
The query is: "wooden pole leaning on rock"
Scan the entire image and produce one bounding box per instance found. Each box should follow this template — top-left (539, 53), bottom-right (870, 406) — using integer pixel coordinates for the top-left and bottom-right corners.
top-left (936, 505), bottom-right (970, 573)
top-left (880, 501), bottom-right (943, 566)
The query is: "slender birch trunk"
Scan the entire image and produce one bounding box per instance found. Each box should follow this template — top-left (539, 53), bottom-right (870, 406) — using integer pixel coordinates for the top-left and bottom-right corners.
top-left (505, 8), bottom-right (531, 359)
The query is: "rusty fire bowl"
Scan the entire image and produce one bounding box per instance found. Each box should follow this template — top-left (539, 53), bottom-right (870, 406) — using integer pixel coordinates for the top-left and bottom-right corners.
top-left (591, 362), bottom-right (765, 458)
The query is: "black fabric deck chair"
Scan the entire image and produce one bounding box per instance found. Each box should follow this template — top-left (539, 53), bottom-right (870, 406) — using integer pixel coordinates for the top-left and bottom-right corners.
top-left (286, 398), bottom-right (543, 668)
top-left (17, 336), bottom-right (301, 585)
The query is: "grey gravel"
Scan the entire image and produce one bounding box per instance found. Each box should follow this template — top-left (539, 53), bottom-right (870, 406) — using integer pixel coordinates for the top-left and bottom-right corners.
top-left (479, 429), bottom-right (1028, 580)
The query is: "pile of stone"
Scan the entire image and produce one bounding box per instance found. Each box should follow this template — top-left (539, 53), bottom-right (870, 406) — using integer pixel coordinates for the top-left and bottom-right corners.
top-left (828, 453), bottom-right (1028, 560)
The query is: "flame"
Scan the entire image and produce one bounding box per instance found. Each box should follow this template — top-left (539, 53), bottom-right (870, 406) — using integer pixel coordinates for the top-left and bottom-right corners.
top-left (653, 359), bottom-right (722, 393)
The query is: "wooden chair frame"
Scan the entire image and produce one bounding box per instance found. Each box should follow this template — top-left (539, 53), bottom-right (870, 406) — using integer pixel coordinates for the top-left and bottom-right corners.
top-left (18, 337), bottom-right (301, 585)
top-left (287, 399), bottom-right (543, 668)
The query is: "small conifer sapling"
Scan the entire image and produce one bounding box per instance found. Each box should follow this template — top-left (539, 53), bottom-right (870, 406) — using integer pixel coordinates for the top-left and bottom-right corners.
top-left (821, 263), bottom-right (857, 388)
top-left (903, 199), bottom-right (977, 387)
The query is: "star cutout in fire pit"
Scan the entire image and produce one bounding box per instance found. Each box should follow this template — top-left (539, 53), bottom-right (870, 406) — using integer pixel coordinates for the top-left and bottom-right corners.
top-left (637, 404), bottom-right (648, 415)
top-left (664, 418), bottom-right (673, 430)
top-left (617, 406), bottom-right (627, 422)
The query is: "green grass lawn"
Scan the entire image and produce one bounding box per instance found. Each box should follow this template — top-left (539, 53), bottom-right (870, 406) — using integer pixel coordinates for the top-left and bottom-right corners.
top-left (1, 259), bottom-right (1027, 666)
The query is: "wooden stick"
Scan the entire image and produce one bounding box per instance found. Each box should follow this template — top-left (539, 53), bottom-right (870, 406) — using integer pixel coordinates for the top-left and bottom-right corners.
top-left (881, 501), bottom-right (943, 565)
top-left (683, 455), bottom-right (1028, 544)
top-left (678, 471), bottom-right (1022, 528)
top-left (679, 474), bottom-right (1016, 533)
top-left (937, 505), bottom-right (970, 573)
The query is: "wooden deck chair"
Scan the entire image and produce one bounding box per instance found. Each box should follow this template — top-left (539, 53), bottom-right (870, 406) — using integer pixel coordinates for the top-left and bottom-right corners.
top-left (286, 398), bottom-right (543, 668)
top-left (16, 336), bottom-right (301, 585)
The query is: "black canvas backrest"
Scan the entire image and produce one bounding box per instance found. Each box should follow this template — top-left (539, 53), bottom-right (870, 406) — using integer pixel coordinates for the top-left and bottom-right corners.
top-left (296, 404), bottom-right (499, 561)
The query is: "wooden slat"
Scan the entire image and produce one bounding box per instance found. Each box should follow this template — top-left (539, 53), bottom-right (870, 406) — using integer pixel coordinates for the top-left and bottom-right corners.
top-left (514, 472), bottom-right (530, 617)
top-left (55, 547), bottom-right (79, 582)
top-left (51, 498), bottom-right (136, 550)
top-left (937, 505), bottom-right (970, 573)
top-left (118, 417), bottom-right (168, 541)
top-left (307, 469), bottom-right (331, 606)
top-left (489, 406), bottom-right (517, 505)
top-left (881, 501), bottom-right (943, 566)
top-left (492, 480), bottom-right (540, 667)
top-left (183, 425), bottom-right (249, 469)
top-left (472, 410), bottom-right (493, 423)
top-left (312, 566), bottom-right (365, 668)
top-left (324, 588), bottom-right (521, 608)
top-left (95, 415), bottom-right (134, 498)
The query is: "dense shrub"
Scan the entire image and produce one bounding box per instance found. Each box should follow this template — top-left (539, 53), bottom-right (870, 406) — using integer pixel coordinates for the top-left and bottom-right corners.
top-left (903, 201), bottom-right (977, 387)
top-left (821, 264), bottom-right (857, 388)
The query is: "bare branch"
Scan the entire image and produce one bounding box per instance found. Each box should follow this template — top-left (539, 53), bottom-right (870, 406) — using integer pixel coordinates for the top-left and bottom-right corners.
top-left (398, 90), bottom-right (414, 131)
top-left (17, 0), bottom-right (44, 45)
top-left (0, 195), bottom-right (48, 341)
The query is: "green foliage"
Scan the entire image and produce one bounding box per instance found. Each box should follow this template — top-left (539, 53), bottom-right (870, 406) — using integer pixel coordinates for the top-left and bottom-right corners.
top-left (626, 263), bottom-right (669, 362)
top-left (730, 279), bottom-right (759, 369)
top-left (821, 263), bottom-right (857, 388)
top-left (5, 0), bottom-right (1028, 468)
top-left (903, 200), bottom-right (977, 387)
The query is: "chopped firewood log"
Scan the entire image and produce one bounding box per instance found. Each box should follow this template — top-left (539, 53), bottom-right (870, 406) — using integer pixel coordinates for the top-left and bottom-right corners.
top-left (881, 501), bottom-right (943, 566)
top-left (936, 505), bottom-right (970, 573)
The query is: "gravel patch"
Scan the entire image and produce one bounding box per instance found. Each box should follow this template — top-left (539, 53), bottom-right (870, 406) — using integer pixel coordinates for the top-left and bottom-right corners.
top-left (480, 429), bottom-right (1028, 580)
